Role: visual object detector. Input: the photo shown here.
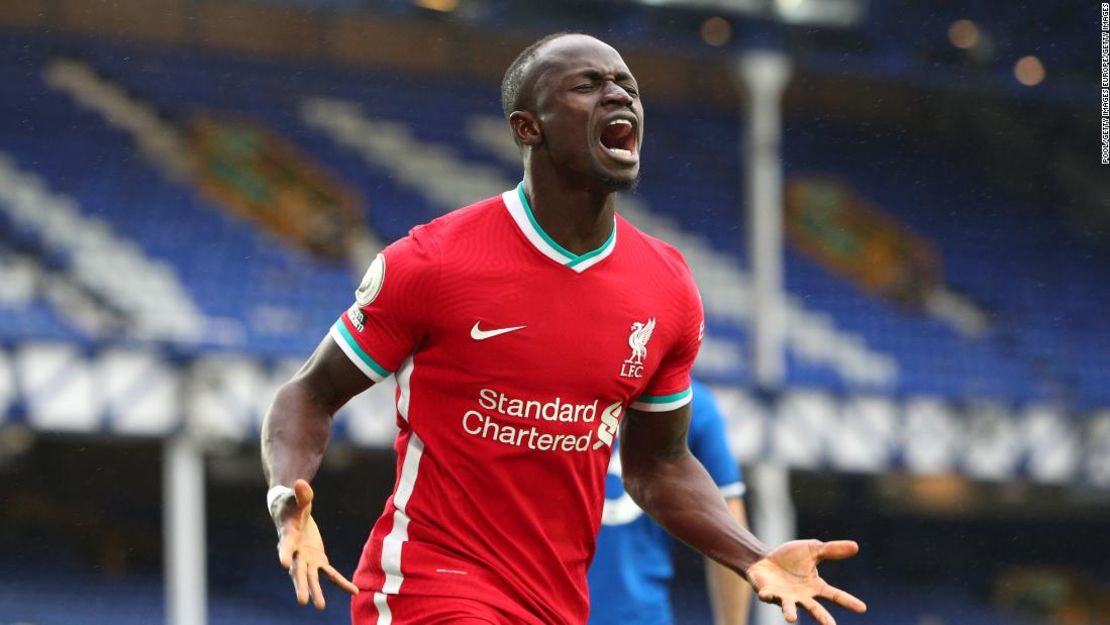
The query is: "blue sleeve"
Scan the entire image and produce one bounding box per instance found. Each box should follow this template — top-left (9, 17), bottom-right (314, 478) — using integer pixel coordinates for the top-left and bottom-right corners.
top-left (688, 381), bottom-right (745, 498)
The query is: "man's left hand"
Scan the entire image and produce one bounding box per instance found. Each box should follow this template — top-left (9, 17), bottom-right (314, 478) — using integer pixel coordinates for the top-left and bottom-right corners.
top-left (746, 539), bottom-right (867, 625)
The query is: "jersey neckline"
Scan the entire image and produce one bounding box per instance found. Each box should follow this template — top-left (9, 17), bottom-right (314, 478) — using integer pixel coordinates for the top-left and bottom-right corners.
top-left (502, 182), bottom-right (617, 273)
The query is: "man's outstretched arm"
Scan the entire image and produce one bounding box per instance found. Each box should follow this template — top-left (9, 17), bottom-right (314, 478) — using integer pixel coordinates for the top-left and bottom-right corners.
top-left (620, 404), bottom-right (866, 625)
top-left (705, 496), bottom-right (753, 625)
top-left (261, 335), bottom-right (374, 609)
top-left (262, 335), bottom-right (371, 488)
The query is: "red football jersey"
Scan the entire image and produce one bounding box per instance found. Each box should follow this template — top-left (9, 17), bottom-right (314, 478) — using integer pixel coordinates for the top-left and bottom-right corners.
top-left (331, 183), bottom-right (703, 624)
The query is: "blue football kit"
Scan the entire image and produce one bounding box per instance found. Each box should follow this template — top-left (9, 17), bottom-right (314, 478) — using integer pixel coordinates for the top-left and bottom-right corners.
top-left (587, 380), bottom-right (745, 625)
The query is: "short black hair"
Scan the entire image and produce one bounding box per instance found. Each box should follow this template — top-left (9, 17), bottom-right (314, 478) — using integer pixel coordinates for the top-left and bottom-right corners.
top-left (500, 32), bottom-right (583, 119)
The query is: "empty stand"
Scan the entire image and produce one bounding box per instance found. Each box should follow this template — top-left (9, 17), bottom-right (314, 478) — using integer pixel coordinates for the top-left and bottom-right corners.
top-left (0, 32), bottom-right (1106, 407)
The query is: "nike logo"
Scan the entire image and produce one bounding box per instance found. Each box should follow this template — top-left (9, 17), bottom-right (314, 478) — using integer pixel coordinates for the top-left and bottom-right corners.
top-left (470, 322), bottom-right (527, 340)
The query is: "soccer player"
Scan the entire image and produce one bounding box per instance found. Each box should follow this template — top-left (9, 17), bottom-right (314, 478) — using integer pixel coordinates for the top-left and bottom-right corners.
top-left (262, 32), bottom-right (866, 625)
top-left (588, 379), bottom-right (751, 625)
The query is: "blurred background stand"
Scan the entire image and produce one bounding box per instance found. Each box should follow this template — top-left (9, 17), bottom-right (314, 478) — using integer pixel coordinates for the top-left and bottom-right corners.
top-left (0, 1), bottom-right (1107, 624)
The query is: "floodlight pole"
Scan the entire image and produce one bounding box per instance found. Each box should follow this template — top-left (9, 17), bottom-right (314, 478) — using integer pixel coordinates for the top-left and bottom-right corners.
top-left (736, 50), bottom-right (796, 625)
top-left (740, 50), bottom-right (790, 388)
top-left (164, 431), bottom-right (207, 625)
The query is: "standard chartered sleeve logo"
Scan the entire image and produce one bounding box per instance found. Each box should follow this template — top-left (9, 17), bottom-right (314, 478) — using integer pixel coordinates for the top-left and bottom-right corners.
top-left (460, 389), bottom-right (625, 453)
top-left (592, 402), bottom-right (622, 450)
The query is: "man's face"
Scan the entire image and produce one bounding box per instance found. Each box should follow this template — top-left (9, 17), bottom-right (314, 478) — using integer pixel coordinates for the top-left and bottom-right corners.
top-left (529, 36), bottom-right (644, 191)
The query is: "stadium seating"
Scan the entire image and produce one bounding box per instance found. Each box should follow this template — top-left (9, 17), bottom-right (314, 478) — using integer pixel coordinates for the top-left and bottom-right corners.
top-left (0, 32), bottom-right (1107, 410)
top-left (0, 242), bottom-right (86, 344)
top-left (0, 568), bottom-right (353, 625)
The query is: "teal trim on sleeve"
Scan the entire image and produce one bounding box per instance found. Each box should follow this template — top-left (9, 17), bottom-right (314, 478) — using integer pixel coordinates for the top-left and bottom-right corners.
top-left (636, 387), bottom-right (693, 404)
top-left (334, 320), bottom-right (391, 378)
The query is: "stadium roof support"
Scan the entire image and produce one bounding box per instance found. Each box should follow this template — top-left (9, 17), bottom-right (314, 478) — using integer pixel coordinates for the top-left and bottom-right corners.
top-left (736, 49), bottom-right (798, 625)
top-left (739, 50), bottom-right (791, 391)
top-left (164, 433), bottom-right (208, 625)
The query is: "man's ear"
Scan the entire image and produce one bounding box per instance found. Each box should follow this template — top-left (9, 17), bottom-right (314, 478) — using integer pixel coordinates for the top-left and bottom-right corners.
top-left (509, 111), bottom-right (542, 147)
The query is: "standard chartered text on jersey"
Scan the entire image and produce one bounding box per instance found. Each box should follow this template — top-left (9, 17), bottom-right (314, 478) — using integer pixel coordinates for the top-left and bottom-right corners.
top-left (462, 388), bottom-right (623, 452)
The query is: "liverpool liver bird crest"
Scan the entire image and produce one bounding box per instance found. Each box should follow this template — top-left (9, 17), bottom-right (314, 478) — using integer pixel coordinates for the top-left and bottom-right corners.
top-left (626, 318), bottom-right (656, 365)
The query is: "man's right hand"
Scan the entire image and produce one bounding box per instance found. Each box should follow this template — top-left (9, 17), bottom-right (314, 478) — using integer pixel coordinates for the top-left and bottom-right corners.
top-left (273, 479), bottom-right (360, 609)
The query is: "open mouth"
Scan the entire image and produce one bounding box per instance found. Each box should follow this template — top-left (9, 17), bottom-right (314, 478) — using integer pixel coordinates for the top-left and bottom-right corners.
top-left (599, 118), bottom-right (638, 163)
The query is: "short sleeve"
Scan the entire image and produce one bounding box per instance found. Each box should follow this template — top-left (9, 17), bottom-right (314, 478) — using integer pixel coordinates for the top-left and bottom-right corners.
top-left (629, 267), bottom-right (703, 412)
top-left (329, 226), bottom-right (440, 382)
top-left (687, 381), bottom-right (745, 498)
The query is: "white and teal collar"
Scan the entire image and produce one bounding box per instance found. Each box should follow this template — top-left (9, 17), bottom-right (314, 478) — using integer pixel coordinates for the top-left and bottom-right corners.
top-left (502, 181), bottom-right (617, 273)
